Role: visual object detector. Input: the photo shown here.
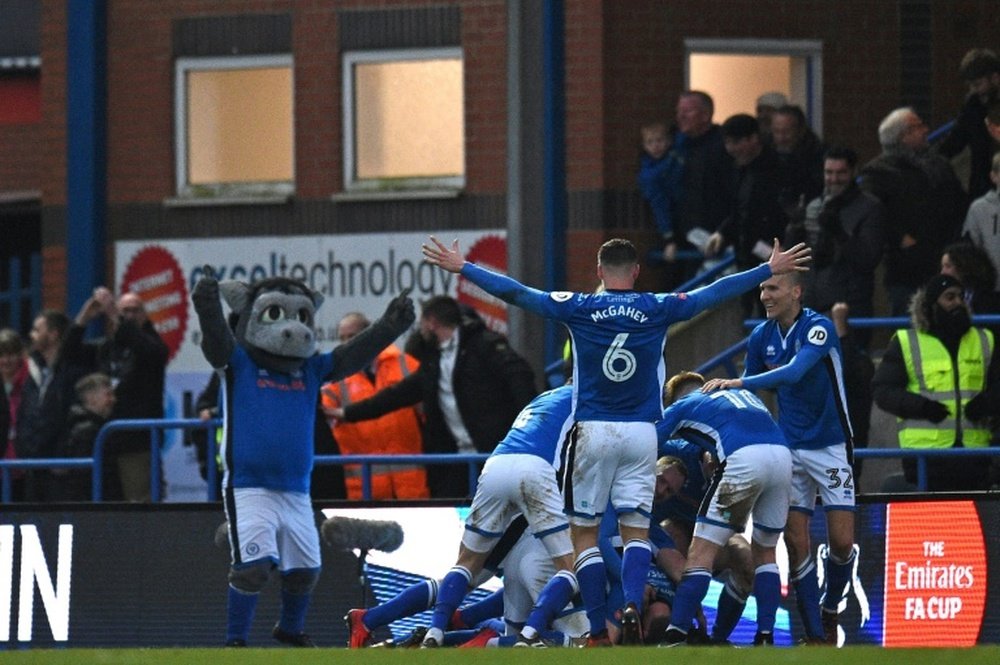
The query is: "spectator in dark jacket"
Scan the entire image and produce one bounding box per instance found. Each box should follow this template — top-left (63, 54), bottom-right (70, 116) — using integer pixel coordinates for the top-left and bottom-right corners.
top-left (786, 146), bottom-right (886, 349)
top-left (706, 113), bottom-right (789, 317)
top-left (329, 296), bottom-right (538, 498)
top-left (936, 48), bottom-right (1000, 200)
top-left (860, 107), bottom-right (966, 315)
top-left (62, 288), bottom-right (168, 502)
top-left (771, 104), bottom-right (825, 222)
top-left (15, 310), bottom-right (88, 501)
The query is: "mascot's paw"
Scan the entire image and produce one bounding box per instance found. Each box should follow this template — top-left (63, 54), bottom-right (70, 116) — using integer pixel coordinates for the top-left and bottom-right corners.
top-left (383, 287), bottom-right (415, 331)
top-left (192, 264), bottom-right (220, 302)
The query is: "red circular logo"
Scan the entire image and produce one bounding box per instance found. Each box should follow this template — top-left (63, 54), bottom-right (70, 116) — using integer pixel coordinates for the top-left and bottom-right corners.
top-left (120, 245), bottom-right (188, 363)
top-left (457, 235), bottom-right (508, 334)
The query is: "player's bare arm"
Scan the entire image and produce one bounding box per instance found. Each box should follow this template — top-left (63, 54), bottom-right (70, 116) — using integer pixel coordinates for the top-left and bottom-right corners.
top-left (422, 236), bottom-right (466, 273)
top-left (767, 238), bottom-right (811, 275)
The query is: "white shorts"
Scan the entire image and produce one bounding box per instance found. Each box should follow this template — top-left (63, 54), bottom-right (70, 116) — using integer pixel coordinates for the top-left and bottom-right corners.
top-left (789, 443), bottom-right (856, 514)
top-left (564, 420), bottom-right (657, 528)
top-left (694, 444), bottom-right (791, 548)
top-left (499, 534), bottom-right (588, 638)
top-left (462, 454), bottom-right (572, 559)
top-left (225, 487), bottom-right (320, 571)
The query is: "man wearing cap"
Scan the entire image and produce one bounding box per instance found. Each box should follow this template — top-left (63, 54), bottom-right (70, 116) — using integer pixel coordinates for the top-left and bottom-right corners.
top-left (872, 273), bottom-right (1000, 491)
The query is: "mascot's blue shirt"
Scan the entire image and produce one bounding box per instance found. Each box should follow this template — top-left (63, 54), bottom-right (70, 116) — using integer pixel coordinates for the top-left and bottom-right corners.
top-left (222, 345), bottom-right (334, 493)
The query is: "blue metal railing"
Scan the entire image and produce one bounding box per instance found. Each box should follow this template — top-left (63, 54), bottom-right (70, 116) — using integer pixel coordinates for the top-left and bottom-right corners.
top-left (854, 447), bottom-right (1000, 492)
top-left (3, 424), bottom-right (996, 501)
top-left (743, 314), bottom-right (1000, 331)
top-left (315, 453), bottom-right (489, 500)
top-left (0, 418), bottom-right (222, 503)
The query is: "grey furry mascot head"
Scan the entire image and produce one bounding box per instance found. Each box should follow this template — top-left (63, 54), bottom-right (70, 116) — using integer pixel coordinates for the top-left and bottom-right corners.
top-left (220, 276), bottom-right (324, 374)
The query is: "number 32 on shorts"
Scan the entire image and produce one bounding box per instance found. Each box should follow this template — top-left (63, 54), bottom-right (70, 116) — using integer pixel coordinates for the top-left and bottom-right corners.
top-left (824, 467), bottom-right (854, 490)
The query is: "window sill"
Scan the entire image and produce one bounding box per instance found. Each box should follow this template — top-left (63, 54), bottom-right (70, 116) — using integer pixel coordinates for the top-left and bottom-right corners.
top-left (163, 194), bottom-right (293, 208)
top-left (331, 188), bottom-right (462, 203)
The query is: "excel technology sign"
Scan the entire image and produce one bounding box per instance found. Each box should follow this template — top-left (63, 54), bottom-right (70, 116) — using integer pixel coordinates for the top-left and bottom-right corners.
top-left (115, 231), bottom-right (507, 372)
top-left (882, 501), bottom-right (988, 646)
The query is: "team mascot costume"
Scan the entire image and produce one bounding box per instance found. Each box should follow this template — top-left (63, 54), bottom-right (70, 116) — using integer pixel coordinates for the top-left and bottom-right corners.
top-left (192, 266), bottom-right (414, 647)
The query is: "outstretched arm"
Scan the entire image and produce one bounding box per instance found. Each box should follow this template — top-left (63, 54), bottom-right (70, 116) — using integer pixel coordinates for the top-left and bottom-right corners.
top-left (684, 238), bottom-right (811, 314)
top-left (422, 236), bottom-right (556, 316)
top-left (328, 288), bottom-right (415, 381)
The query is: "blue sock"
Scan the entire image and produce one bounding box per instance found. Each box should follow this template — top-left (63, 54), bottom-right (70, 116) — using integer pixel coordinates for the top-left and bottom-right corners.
top-left (668, 567), bottom-right (712, 633)
top-left (226, 586), bottom-right (259, 643)
top-left (496, 634), bottom-right (518, 647)
top-left (575, 548), bottom-right (607, 635)
top-left (621, 539), bottom-right (652, 611)
top-left (365, 579), bottom-right (437, 630)
top-left (712, 575), bottom-right (748, 641)
top-left (277, 588), bottom-right (310, 634)
top-left (791, 555), bottom-right (824, 639)
top-left (459, 587), bottom-right (505, 628)
top-left (753, 564), bottom-right (781, 634)
top-left (524, 570), bottom-right (578, 636)
top-left (822, 546), bottom-right (857, 613)
top-left (431, 566), bottom-right (472, 631)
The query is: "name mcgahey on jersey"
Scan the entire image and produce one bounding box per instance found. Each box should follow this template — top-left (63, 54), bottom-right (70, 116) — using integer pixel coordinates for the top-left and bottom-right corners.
top-left (590, 305), bottom-right (649, 323)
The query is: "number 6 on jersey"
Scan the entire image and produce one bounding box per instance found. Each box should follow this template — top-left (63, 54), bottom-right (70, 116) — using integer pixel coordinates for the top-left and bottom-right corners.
top-left (602, 333), bottom-right (637, 382)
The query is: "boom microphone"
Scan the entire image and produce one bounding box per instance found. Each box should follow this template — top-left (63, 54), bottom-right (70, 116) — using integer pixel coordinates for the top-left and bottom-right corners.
top-left (321, 516), bottom-right (404, 553)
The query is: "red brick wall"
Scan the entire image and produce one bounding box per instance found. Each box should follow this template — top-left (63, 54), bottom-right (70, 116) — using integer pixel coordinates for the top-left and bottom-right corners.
top-left (0, 117), bottom-right (41, 194)
top-left (564, 0), bottom-right (605, 191)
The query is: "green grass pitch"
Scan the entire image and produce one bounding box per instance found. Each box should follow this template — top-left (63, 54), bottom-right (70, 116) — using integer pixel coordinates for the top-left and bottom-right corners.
top-left (3, 647), bottom-right (1000, 665)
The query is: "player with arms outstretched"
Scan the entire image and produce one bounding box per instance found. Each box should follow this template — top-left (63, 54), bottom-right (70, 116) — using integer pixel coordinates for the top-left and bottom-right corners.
top-left (422, 235), bottom-right (809, 645)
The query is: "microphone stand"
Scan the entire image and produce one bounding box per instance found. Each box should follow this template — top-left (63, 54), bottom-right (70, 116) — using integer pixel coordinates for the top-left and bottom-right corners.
top-left (356, 547), bottom-right (371, 607)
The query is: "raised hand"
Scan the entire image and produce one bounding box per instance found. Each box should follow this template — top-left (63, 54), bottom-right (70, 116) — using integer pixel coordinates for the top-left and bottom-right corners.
top-left (767, 238), bottom-right (811, 275)
top-left (383, 287), bottom-right (415, 331)
top-left (422, 236), bottom-right (466, 273)
top-left (192, 264), bottom-right (220, 302)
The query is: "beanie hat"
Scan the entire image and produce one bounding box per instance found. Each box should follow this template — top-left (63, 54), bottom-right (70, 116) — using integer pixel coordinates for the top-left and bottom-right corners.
top-left (924, 273), bottom-right (963, 304)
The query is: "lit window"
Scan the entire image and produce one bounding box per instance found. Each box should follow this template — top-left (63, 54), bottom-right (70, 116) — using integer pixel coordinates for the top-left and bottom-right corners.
top-left (174, 55), bottom-right (294, 198)
top-left (343, 48), bottom-right (464, 192)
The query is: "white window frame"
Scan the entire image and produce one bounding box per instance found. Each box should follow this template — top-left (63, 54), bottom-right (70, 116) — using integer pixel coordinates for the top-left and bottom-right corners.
top-left (341, 47), bottom-right (465, 195)
top-left (173, 54), bottom-right (295, 201)
top-left (684, 38), bottom-right (823, 137)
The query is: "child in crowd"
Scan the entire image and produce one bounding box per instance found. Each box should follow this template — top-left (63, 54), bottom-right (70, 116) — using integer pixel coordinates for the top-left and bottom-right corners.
top-left (637, 121), bottom-right (687, 263)
top-left (50, 372), bottom-right (116, 501)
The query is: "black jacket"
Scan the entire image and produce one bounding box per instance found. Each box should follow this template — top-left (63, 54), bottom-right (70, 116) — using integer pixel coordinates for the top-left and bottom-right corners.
top-left (62, 319), bottom-right (169, 453)
top-left (342, 317), bottom-right (538, 456)
top-left (717, 145), bottom-right (789, 269)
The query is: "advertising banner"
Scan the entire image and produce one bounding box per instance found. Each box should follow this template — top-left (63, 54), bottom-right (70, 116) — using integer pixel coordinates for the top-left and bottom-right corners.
top-left (2, 498), bottom-right (999, 648)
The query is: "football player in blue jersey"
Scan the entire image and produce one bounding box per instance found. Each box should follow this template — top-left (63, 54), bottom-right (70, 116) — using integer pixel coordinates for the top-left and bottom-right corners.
top-left (422, 235), bottom-right (810, 646)
top-left (653, 440), bottom-right (754, 644)
top-left (414, 384), bottom-right (581, 648)
top-left (658, 372), bottom-right (792, 647)
top-left (702, 270), bottom-right (856, 644)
